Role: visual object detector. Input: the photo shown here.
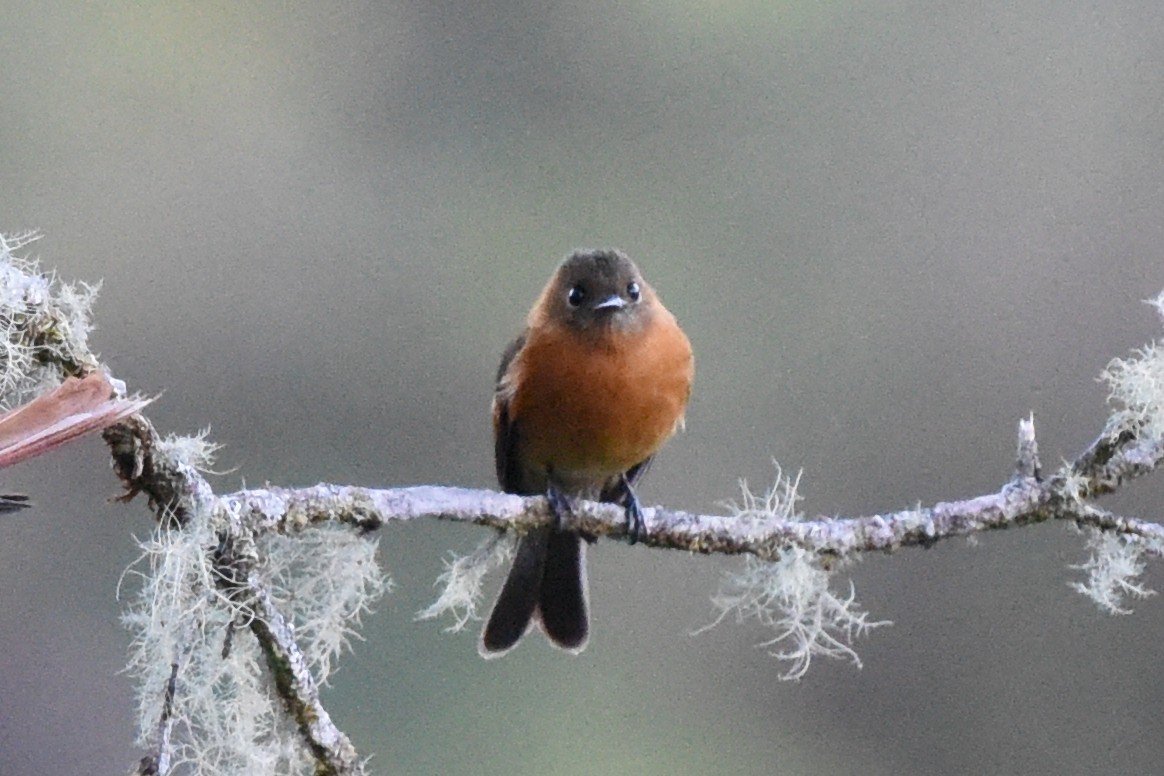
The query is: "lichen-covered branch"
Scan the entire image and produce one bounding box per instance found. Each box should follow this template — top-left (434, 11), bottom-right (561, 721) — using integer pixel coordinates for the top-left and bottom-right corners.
top-left (115, 414), bottom-right (375, 776)
top-left (101, 417), bottom-right (1159, 563)
top-left (0, 234), bottom-right (373, 776)
top-left (104, 380), bottom-right (1164, 684)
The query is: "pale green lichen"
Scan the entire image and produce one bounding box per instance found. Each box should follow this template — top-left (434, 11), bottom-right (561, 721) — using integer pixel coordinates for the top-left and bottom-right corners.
top-left (1100, 292), bottom-right (1164, 444)
top-left (416, 534), bottom-right (512, 631)
top-left (0, 230), bottom-right (100, 405)
top-left (259, 525), bottom-right (389, 683)
top-left (121, 432), bottom-right (387, 775)
top-left (1059, 460), bottom-right (1091, 503)
top-left (724, 461), bottom-right (803, 530)
top-left (121, 505), bottom-right (387, 775)
top-left (155, 429), bottom-right (224, 474)
top-left (1070, 529), bottom-right (1155, 615)
top-left (698, 547), bottom-right (887, 680)
top-left (701, 466), bottom-right (888, 679)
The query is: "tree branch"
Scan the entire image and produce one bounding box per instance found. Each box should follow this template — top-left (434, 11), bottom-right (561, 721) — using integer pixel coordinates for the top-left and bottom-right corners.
top-left (106, 410), bottom-right (1164, 564)
top-left (112, 415), bottom-right (368, 776)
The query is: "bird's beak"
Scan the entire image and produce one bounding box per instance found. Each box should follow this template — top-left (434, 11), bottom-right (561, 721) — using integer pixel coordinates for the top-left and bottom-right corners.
top-left (592, 295), bottom-right (626, 311)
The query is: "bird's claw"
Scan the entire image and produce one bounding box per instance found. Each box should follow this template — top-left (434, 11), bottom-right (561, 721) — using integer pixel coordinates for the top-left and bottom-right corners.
top-left (624, 492), bottom-right (646, 545)
top-left (546, 483), bottom-right (572, 527)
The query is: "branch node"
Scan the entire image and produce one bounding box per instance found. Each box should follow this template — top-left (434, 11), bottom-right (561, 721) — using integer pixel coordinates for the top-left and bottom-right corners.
top-left (1015, 413), bottom-right (1042, 481)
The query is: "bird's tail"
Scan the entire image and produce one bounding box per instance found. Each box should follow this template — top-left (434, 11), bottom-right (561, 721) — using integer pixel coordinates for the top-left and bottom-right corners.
top-left (538, 530), bottom-right (588, 651)
top-left (480, 527), bottom-right (589, 656)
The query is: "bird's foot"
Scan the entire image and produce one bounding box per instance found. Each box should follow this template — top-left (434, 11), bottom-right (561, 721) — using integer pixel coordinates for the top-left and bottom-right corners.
top-left (546, 483), bottom-right (572, 527)
top-left (622, 475), bottom-right (646, 545)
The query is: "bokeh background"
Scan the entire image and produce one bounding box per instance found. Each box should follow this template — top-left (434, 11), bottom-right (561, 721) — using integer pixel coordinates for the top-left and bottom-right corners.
top-left (2, 2), bottom-right (1163, 774)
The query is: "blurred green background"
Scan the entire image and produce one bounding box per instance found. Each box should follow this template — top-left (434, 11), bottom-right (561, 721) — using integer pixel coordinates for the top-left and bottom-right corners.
top-left (2, 2), bottom-right (1163, 774)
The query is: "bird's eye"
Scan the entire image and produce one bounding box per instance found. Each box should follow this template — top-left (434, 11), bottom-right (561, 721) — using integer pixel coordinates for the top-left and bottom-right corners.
top-left (627, 281), bottom-right (641, 302)
top-left (567, 285), bottom-right (585, 307)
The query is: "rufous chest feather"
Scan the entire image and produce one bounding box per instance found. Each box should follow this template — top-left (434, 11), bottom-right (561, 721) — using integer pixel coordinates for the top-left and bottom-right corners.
top-left (508, 314), bottom-right (693, 477)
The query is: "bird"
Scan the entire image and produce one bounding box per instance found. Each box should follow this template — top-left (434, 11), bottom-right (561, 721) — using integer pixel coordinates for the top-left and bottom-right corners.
top-left (480, 248), bottom-right (694, 657)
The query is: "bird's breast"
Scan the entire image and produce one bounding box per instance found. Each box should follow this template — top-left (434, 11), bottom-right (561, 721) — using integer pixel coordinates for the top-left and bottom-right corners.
top-left (508, 313), bottom-right (693, 488)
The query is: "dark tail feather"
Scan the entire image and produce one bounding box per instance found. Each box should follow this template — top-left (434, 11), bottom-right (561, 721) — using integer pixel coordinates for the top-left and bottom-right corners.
top-left (480, 526), bottom-right (550, 656)
top-left (0, 494), bottom-right (29, 513)
top-left (538, 530), bottom-right (589, 651)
